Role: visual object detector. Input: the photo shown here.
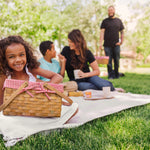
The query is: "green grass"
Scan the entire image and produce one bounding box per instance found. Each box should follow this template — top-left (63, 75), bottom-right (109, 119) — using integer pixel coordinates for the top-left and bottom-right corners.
top-left (106, 73), bottom-right (150, 95)
top-left (137, 63), bottom-right (150, 68)
top-left (0, 73), bottom-right (150, 150)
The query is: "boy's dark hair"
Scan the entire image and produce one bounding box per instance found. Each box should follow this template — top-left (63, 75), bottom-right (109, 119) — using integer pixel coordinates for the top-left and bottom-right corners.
top-left (0, 35), bottom-right (40, 75)
top-left (39, 41), bottom-right (53, 56)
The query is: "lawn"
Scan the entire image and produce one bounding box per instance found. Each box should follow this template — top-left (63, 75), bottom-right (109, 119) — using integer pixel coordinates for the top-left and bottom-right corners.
top-left (0, 73), bottom-right (150, 150)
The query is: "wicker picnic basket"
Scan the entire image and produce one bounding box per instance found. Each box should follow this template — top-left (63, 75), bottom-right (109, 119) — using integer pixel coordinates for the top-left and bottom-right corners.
top-left (63, 81), bottom-right (78, 92)
top-left (0, 79), bottom-right (73, 117)
top-left (95, 56), bottom-right (109, 64)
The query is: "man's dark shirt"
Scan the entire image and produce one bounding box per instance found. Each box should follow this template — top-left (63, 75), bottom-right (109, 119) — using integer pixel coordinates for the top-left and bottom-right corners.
top-left (100, 17), bottom-right (124, 47)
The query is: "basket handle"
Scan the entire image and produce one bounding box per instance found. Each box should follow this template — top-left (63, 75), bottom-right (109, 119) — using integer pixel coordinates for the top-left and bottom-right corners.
top-left (100, 49), bottom-right (106, 56)
top-left (43, 83), bottom-right (73, 106)
top-left (0, 81), bottom-right (28, 112)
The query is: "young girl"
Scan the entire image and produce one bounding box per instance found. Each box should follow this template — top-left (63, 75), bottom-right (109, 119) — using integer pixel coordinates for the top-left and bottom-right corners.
top-left (61, 29), bottom-right (124, 92)
top-left (0, 35), bottom-right (63, 106)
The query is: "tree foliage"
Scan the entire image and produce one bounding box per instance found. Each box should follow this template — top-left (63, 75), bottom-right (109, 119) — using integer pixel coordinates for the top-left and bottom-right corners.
top-left (135, 6), bottom-right (150, 60)
top-left (0, 0), bottom-right (115, 52)
top-left (10, 0), bottom-right (150, 60)
top-left (126, 2), bottom-right (150, 61)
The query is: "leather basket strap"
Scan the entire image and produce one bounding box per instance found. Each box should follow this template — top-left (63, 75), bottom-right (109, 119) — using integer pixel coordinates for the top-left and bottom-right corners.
top-left (43, 83), bottom-right (73, 106)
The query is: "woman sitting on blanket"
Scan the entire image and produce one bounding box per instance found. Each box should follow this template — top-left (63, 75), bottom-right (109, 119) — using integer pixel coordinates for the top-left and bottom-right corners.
top-left (0, 35), bottom-right (63, 106)
top-left (61, 29), bottom-right (124, 92)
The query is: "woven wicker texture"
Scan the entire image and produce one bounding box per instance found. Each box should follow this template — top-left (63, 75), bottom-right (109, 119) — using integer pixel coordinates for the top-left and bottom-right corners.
top-left (96, 59), bottom-right (108, 64)
top-left (3, 88), bottom-right (62, 117)
top-left (63, 81), bottom-right (78, 92)
top-left (2, 79), bottom-right (66, 117)
top-left (95, 56), bottom-right (109, 64)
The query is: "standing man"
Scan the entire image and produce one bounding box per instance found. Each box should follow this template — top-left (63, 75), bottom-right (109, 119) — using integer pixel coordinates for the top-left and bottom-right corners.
top-left (99, 5), bottom-right (124, 79)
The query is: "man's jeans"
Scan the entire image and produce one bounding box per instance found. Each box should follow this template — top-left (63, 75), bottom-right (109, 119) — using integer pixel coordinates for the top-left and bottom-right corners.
top-left (104, 46), bottom-right (120, 78)
top-left (75, 76), bottom-right (115, 91)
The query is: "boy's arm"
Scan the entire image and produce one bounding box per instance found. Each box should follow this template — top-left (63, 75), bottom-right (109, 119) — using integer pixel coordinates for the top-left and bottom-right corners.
top-left (32, 67), bottom-right (63, 84)
top-left (0, 75), bottom-right (6, 106)
top-left (58, 54), bottom-right (66, 77)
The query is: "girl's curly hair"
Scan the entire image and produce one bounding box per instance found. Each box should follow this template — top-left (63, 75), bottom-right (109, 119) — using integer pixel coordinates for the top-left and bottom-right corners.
top-left (0, 35), bottom-right (40, 75)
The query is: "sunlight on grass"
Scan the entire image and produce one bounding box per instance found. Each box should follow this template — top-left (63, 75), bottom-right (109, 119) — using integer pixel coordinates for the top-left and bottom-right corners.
top-left (0, 73), bottom-right (150, 149)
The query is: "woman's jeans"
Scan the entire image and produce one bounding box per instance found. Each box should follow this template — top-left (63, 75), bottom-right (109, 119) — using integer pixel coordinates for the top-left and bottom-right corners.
top-left (74, 76), bottom-right (115, 91)
top-left (104, 45), bottom-right (120, 78)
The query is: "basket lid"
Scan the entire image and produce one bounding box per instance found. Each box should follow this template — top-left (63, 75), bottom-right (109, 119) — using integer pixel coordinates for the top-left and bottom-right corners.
top-left (3, 79), bottom-right (64, 93)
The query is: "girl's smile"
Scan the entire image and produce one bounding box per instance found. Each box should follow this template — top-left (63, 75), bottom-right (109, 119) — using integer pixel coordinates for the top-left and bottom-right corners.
top-left (5, 43), bottom-right (27, 72)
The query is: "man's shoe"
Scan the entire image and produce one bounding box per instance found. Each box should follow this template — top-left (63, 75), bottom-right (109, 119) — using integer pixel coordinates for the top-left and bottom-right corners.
top-left (119, 72), bottom-right (125, 77)
top-left (115, 76), bottom-right (120, 79)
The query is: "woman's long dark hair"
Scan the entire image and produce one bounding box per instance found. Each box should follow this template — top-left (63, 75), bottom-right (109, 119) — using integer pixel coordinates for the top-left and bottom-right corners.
top-left (0, 35), bottom-right (40, 75)
top-left (68, 29), bottom-right (87, 69)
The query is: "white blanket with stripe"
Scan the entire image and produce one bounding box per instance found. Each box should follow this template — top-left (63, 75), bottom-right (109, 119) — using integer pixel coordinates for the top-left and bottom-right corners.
top-left (0, 91), bottom-right (150, 147)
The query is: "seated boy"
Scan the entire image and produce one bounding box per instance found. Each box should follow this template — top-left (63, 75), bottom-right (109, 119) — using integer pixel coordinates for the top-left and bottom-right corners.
top-left (37, 41), bottom-right (66, 81)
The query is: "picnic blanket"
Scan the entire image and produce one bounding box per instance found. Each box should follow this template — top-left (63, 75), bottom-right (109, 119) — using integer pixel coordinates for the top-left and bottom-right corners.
top-left (0, 91), bottom-right (150, 147)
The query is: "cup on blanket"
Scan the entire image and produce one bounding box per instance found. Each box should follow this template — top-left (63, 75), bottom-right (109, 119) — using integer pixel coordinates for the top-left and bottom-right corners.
top-left (102, 87), bottom-right (111, 98)
top-left (74, 69), bottom-right (80, 79)
top-left (84, 91), bottom-right (92, 98)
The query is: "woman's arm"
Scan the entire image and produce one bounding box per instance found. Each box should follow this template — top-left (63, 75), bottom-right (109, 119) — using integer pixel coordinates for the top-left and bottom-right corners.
top-left (78, 60), bottom-right (100, 78)
top-left (0, 75), bottom-right (6, 106)
top-left (32, 67), bottom-right (63, 84)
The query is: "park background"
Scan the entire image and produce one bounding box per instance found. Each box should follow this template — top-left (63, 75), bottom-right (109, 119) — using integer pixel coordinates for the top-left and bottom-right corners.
top-left (0, 0), bottom-right (150, 149)
top-left (0, 0), bottom-right (150, 66)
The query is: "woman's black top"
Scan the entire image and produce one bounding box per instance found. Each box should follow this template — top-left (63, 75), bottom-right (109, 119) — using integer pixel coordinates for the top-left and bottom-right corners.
top-left (61, 46), bottom-right (95, 80)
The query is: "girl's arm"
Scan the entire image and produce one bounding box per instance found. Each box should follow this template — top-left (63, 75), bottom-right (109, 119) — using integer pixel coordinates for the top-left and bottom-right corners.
top-left (0, 75), bottom-right (6, 106)
top-left (32, 67), bottom-right (63, 84)
top-left (58, 54), bottom-right (66, 77)
top-left (78, 60), bottom-right (100, 78)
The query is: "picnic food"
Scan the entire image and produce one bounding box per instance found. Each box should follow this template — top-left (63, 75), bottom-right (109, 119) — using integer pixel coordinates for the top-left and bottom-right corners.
top-left (68, 91), bottom-right (83, 97)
